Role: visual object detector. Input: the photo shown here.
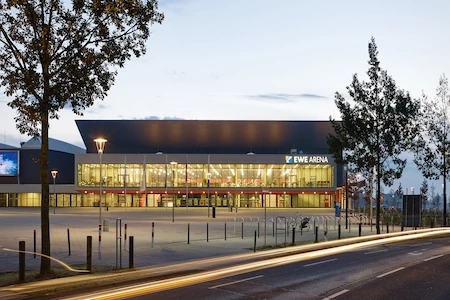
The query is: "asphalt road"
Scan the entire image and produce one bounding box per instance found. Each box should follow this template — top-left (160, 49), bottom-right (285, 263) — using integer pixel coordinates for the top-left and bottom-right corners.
top-left (105, 236), bottom-right (450, 300)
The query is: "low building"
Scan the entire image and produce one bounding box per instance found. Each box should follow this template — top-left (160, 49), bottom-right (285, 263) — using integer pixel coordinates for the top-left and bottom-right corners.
top-left (1, 120), bottom-right (346, 208)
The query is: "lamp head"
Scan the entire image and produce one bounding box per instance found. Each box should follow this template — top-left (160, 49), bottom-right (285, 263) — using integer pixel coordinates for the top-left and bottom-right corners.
top-left (94, 138), bottom-right (107, 155)
top-left (51, 170), bottom-right (58, 178)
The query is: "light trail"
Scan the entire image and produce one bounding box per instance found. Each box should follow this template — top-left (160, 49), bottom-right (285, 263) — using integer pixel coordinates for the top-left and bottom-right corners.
top-left (61, 229), bottom-right (450, 300)
top-left (2, 247), bottom-right (90, 273)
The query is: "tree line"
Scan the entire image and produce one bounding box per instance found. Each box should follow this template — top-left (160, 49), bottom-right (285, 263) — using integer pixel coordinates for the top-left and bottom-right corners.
top-left (328, 37), bottom-right (450, 234)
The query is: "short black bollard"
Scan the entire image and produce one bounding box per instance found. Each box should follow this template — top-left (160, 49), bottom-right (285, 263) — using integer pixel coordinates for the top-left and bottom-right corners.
top-left (314, 226), bottom-right (319, 243)
top-left (387, 223), bottom-right (389, 234)
top-left (67, 228), bottom-right (71, 255)
top-left (257, 222), bottom-right (260, 238)
top-left (401, 222), bottom-right (404, 231)
top-left (212, 206), bottom-right (216, 218)
top-left (129, 236), bottom-right (134, 269)
top-left (253, 230), bottom-right (257, 252)
top-left (338, 224), bottom-right (341, 239)
top-left (301, 225), bottom-right (303, 235)
top-left (292, 227), bottom-right (295, 245)
top-left (225, 222), bottom-right (227, 241)
top-left (207, 222), bottom-right (209, 242)
top-left (242, 222), bottom-right (244, 239)
top-left (272, 222), bottom-right (275, 237)
top-left (87, 236), bottom-right (92, 271)
top-left (359, 223), bottom-right (362, 236)
top-left (33, 230), bottom-right (36, 259)
top-left (188, 223), bottom-right (190, 244)
top-left (19, 241), bottom-right (25, 283)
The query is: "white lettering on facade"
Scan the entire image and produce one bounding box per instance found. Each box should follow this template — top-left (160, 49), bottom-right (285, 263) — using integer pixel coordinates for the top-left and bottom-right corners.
top-left (291, 156), bottom-right (329, 164)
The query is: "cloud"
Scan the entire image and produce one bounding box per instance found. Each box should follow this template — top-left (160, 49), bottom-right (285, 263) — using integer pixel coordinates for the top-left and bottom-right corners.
top-left (82, 103), bottom-right (109, 114)
top-left (246, 93), bottom-right (327, 103)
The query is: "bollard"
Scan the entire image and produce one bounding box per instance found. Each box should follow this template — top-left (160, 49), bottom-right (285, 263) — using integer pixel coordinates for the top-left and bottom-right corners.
top-left (387, 223), bottom-right (389, 234)
top-left (188, 223), bottom-right (190, 244)
top-left (254, 230), bottom-right (257, 252)
top-left (129, 236), bottom-right (134, 269)
top-left (292, 227), bottom-right (295, 245)
top-left (225, 222), bottom-right (227, 241)
top-left (338, 224), bottom-right (341, 239)
top-left (19, 241), bottom-right (25, 283)
top-left (257, 222), bottom-right (260, 238)
top-left (242, 222), bottom-right (244, 239)
top-left (87, 236), bottom-right (92, 271)
top-left (116, 218), bottom-right (122, 270)
top-left (67, 228), bottom-right (71, 256)
top-left (98, 224), bottom-right (102, 256)
top-left (301, 224), bottom-right (303, 236)
top-left (33, 230), bottom-right (36, 259)
top-left (314, 226), bottom-right (319, 243)
top-left (124, 223), bottom-right (127, 250)
top-left (273, 222), bottom-right (275, 237)
top-left (151, 222), bottom-right (155, 248)
top-left (359, 223), bottom-right (362, 236)
top-left (207, 222), bottom-right (209, 242)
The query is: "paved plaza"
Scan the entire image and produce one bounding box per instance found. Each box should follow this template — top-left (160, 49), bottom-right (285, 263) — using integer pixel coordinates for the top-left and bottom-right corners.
top-left (0, 207), bottom-right (388, 273)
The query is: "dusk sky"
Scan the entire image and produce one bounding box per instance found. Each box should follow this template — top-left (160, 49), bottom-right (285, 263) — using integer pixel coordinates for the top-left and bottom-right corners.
top-left (1, 0), bottom-right (450, 194)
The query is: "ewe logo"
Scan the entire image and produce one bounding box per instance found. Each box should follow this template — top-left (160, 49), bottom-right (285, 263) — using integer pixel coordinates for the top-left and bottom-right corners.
top-left (285, 155), bottom-right (329, 164)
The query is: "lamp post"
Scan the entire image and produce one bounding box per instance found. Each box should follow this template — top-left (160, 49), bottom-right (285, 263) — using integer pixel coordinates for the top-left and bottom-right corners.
top-left (411, 187), bottom-right (415, 228)
top-left (207, 172), bottom-right (211, 217)
top-left (443, 183), bottom-right (446, 227)
top-left (51, 170), bottom-right (58, 214)
top-left (94, 138), bottom-right (107, 228)
top-left (344, 165), bottom-right (348, 229)
top-left (170, 161), bottom-right (178, 222)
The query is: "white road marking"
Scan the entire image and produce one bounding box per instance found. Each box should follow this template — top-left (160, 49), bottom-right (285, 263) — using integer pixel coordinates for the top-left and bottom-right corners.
top-left (410, 242), bottom-right (432, 247)
top-left (304, 258), bottom-right (337, 267)
top-left (322, 289), bottom-right (350, 299)
top-left (407, 251), bottom-right (423, 256)
top-left (376, 267), bottom-right (405, 278)
top-left (423, 254), bottom-right (444, 262)
top-left (209, 275), bottom-right (264, 289)
top-left (364, 249), bottom-right (388, 255)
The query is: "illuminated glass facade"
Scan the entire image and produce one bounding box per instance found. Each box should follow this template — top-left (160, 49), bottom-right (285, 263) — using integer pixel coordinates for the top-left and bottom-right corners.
top-left (75, 154), bottom-right (339, 208)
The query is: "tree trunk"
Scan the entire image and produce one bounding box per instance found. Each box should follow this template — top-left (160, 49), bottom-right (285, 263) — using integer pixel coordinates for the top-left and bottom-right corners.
top-left (40, 110), bottom-right (51, 276)
top-left (376, 164), bottom-right (381, 234)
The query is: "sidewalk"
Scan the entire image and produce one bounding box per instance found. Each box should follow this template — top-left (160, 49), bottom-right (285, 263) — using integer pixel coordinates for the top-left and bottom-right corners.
top-left (0, 207), bottom-right (396, 273)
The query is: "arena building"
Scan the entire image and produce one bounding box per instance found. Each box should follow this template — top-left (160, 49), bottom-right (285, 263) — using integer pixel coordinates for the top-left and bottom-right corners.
top-left (0, 120), bottom-right (346, 209)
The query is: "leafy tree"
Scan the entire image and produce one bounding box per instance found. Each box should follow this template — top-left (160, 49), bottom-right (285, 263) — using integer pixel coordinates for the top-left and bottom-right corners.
top-left (0, 0), bottom-right (163, 276)
top-left (420, 179), bottom-right (429, 210)
top-left (430, 183), bottom-right (436, 209)
top-left (414, 74), bottom-right (450, 225)
top-left (395, 182), bottom-right (404, 208)
top-left (328, 37), bottom-right (421, 234)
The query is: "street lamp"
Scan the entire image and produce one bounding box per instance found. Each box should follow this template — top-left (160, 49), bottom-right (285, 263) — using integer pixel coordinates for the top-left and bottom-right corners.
top-left (94, 138), bottom-right (107, 228)
top-left (170, 161), bottom-right (178, 222)
top-left (51, 170), bottom-right (58, 214)
top-left (344, 165), bottom-right (348, 229)
top-left (411, 187), bottom-right (415, 228)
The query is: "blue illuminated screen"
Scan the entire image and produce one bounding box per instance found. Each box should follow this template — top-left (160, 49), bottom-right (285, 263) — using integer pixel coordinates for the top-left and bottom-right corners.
top-left (0, 151), bottom-right (19, 176)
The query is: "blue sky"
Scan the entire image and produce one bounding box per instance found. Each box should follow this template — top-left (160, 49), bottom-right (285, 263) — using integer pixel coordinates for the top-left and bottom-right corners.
top-left (1, 0), bottom-right (450, 193)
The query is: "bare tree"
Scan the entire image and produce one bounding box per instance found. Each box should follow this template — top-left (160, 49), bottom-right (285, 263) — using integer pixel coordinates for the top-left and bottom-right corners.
top-left (414, 74), bottom-right (450, 225)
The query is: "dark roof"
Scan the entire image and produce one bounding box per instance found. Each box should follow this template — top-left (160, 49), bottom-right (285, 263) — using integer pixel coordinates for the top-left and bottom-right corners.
top-left (0, 142), bottom-right (18, 150)
top-left (76, 120), bottom-right (335, 154)
top-left (21, 137), bottom-right (85, 154)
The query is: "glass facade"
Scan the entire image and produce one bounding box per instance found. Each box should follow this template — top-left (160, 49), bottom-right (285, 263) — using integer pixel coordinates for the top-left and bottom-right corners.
top-left (78, 163), bottom-right (334, 189)
top-left (75, 162), bottom-right (336, 208)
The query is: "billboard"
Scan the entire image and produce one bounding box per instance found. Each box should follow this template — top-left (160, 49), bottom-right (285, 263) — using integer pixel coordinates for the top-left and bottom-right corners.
top-left (0, 151), bottom-right (19, 176)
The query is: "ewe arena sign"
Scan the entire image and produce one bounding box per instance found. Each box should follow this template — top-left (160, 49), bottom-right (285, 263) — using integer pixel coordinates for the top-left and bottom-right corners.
top-left (285, 155), bottom-right (330, 164)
